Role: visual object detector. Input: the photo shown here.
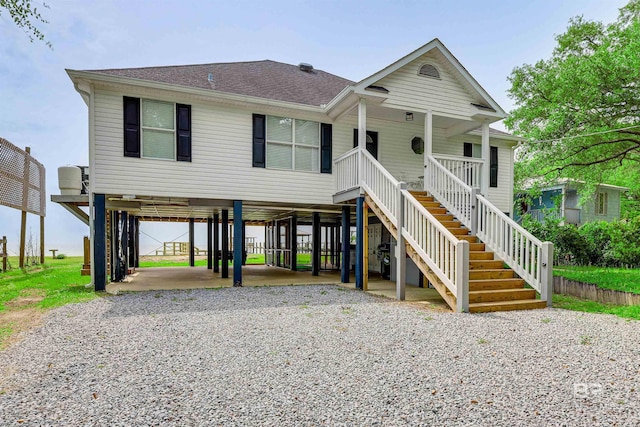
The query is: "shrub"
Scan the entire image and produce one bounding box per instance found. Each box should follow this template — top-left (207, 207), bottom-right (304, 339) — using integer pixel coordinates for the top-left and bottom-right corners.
top-left (56, 254), bottom-right (66, 259)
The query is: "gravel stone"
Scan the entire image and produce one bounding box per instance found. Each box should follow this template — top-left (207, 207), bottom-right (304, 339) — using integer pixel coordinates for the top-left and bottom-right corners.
top-left (1, 285), bottom-right (639, 426)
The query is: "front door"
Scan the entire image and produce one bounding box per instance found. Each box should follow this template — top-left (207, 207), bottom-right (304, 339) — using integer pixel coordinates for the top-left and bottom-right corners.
top-left (353, 129), bottom-right (379, 159)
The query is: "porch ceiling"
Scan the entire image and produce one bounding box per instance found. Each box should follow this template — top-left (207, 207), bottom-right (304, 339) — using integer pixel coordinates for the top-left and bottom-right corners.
top-left (346, 105), bottom-right (482, 134)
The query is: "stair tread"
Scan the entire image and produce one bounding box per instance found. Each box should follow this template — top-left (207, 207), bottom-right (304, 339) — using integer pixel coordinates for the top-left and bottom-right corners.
top-left (469, 299), bottom-right (546, 308)
top-left (469, 288), bottom-right (534, 295)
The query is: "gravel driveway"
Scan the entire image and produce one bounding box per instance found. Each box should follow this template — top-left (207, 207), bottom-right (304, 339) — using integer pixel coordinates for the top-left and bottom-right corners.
top-left (1, 285), bottom-right (639, 426)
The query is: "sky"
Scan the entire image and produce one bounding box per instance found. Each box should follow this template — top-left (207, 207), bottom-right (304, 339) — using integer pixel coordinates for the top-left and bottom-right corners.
top-left (0, 0), bottom-right (628, 256)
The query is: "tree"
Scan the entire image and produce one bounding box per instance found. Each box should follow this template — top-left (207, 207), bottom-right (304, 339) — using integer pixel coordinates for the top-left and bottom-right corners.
top-left (0, 0), bottom-right (51, 48)
top-left (506, 1), bottom-right (640, 193)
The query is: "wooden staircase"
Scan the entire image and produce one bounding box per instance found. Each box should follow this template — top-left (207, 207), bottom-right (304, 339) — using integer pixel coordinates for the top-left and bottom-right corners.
top-left (410, 191), bottom-right (547, 313)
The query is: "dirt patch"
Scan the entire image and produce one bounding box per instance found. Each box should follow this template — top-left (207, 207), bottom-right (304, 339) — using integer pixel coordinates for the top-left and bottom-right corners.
top-left (1, 289), bottom-right (46, 351)
top-left (4, 288), bottom-right (46, 309)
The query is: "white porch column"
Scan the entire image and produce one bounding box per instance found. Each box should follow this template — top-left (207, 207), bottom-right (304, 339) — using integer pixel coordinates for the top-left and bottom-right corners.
top-left (481, 121), bottom-right (490, 196)
top-left (423, 110), bottom-right (432, 191)
top-left (358, 98), bottom-right (367, 188)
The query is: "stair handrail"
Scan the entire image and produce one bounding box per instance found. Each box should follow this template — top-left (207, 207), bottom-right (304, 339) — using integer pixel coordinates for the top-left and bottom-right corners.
top-left (401, 189), bottom-right (469, 311)
top-left (425, 155), bottom-right (474, 230)
top-left (476, 194), bottom-right (554, 305)
top-left (359, 150), bottom-right (469, 311)
top-left (361, 149), bottom-right (400, 226)
top-left (334, 147), bottom-right (360, 194)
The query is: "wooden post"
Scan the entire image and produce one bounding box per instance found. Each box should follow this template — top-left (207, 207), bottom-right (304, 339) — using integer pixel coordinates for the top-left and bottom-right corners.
top-left (541, 242), bottom-right (554, 307)
top-left (341, 206), bottom-right (350, 283)
top-left (455, 240), bottom-right (470, 312)
top-left (1, 236), bottom-right (6, 272)
top-left (19, 147), bottom-right (30, 269)
top-left (290, 215), bottom-right (297, 271)
top-left (94, 194), bottom-right (107, 291)
top-left (396, 183), bottom-right (406, 300)
top-left (355, 197), bottom-right (364, 290)
top-left (221, 209), bottom-right (229, 278)
top-left (207, 217), bottom-right (213, 270)
top-left (40, 215), bottom-right (45, 265)
top-left (213, 213), bottom-right (220, 273)
top-left (363, 202), bottom-right (369, 291)
top-left (188, 218), bottom-right (195, 267)
top-left (233, 201), bottom-right (243, 286)
top-left (82, 236), bottom-right (91, 275)
top-left (312, 212), bottom-right (320, 276)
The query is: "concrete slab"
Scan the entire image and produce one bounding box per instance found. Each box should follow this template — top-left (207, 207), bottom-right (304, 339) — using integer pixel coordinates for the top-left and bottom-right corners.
top-left (106, 265), bottom-right (449, 311)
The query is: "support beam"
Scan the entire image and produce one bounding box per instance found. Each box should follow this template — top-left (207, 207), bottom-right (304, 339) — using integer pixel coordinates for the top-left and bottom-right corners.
top-left (39, 215), bottom-right (45, 265)
top-left (207, 217), bottom-right (213, 269)
top-left (233, 200), bottom-right (243, 286)
top-left (481, 121), bottom-right (490, 196)
top-left (363, 202), bottom-right (369, 291)
top-left (290, 215), bottom-right (297, 271)
top-left (424, 110), bottom-right (433, 192)
top-left (188, 218), bottom-right (195, 267)
top-left (242, 220), bottom-right (247, 266)
top-left (121, 211), bottom-right (128, 274)
top-left (213, 213), bottom-right (220, 273)
top-left (355, 197), bottom-right (364, 290)
top-left (358, 98), bottom-right (367, 185)
top-left (396, 183), bottom-right (407, 300)
top-left (134, 218), bottom-right (140, 268)
top-left (111, 211), bottom-right (119, 281)
top-left (93, 193), bottom-right (107, 291)
top-left (312, 212), bottom-right (320, 276)
top-left (221, 209), bottom-right (229, 278)
top-left (128, 216), bottom-right (136, 271)
top-left (341, 205), bottom-right (350, 283)
top-left (19, 211), bottom-right (26, 269)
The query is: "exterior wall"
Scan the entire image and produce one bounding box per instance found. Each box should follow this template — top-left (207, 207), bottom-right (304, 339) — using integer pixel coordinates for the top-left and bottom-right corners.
top-left (580, 187), bottom-right (622, 223)
top-left (374, 51), bottom-right (476, 119)
top-left (92, 84), bottom-right (514, 214)
top-left (92, 86), bottom-right (346, 205)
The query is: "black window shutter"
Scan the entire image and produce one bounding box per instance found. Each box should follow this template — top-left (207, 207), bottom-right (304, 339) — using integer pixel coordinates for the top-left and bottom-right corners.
top-left (320, 123), bottom-right (332, 174)
top-left (123, 97), bottom-right (140, 158)
top-left (463, 142), bottom-right (472, 158)
top-left (252, 114), bottom-right (266, 168)
top-left (353, 129), bottom-right (358, 148)
top-left (176, 104), bottom-right (192, 162)
top-left (490, 146), bottom-right (498, 188)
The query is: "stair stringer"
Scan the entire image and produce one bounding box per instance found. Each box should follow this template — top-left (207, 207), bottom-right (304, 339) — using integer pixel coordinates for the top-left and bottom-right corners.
top-left (364, 193), bottom-right (458, 311)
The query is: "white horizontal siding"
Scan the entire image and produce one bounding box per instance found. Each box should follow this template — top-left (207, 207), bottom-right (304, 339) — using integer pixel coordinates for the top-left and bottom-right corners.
top-left (374, 52), bottom-right (476, 118)
top-left (580, 188), bottom-right (622, 223)
top-left (92, 88), bottom-right (336, 205)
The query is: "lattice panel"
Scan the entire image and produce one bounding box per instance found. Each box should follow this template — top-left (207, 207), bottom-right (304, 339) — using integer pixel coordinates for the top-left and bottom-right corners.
top-left (0, 137), bottom-right (46, 216)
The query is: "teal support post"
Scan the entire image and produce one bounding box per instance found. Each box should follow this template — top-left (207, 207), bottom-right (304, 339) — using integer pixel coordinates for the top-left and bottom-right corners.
top-left (233, 200), bottom-right (243, 286)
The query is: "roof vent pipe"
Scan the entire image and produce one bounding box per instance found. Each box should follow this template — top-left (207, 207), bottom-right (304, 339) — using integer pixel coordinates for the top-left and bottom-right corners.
top-left (298, 63), bottom-right (314, 72)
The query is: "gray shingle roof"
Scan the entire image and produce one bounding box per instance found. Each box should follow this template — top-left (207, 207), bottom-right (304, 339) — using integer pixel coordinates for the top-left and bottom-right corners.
top-left (86, 60), bottom-right (354, 107)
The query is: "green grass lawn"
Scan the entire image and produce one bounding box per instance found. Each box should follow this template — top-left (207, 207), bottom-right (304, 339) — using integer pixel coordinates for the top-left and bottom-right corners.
top-left (0, 256), bottom-right (96, 349)
top-left (553, 266), bottom-right (640, 294)
top-left (0, 256), bottom-right (95, 311)
top-left (553, 294), bottom-right (640, 320)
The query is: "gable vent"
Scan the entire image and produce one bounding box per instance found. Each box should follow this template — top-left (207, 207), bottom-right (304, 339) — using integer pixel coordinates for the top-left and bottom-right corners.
top-left (418, 63), bottom-right (440, 79)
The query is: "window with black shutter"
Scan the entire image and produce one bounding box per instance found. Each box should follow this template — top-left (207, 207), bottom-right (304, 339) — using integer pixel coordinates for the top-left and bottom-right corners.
top-left (490, 146), bottom-right (498, 188)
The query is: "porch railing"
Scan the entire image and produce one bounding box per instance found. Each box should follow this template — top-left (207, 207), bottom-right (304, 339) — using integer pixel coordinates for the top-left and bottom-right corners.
top-left (432, 154), bottom-right (484, 189)
top-left (334, 147), bottom-right (359, 194)
top-left (425, 155), bottom-right (475, 230)
top-left (402, 191), bottom-right (469, 311)
top-left (476, 195), bottom-right (553, 305)
top-left (355, 150), bottom-right (468, 311)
